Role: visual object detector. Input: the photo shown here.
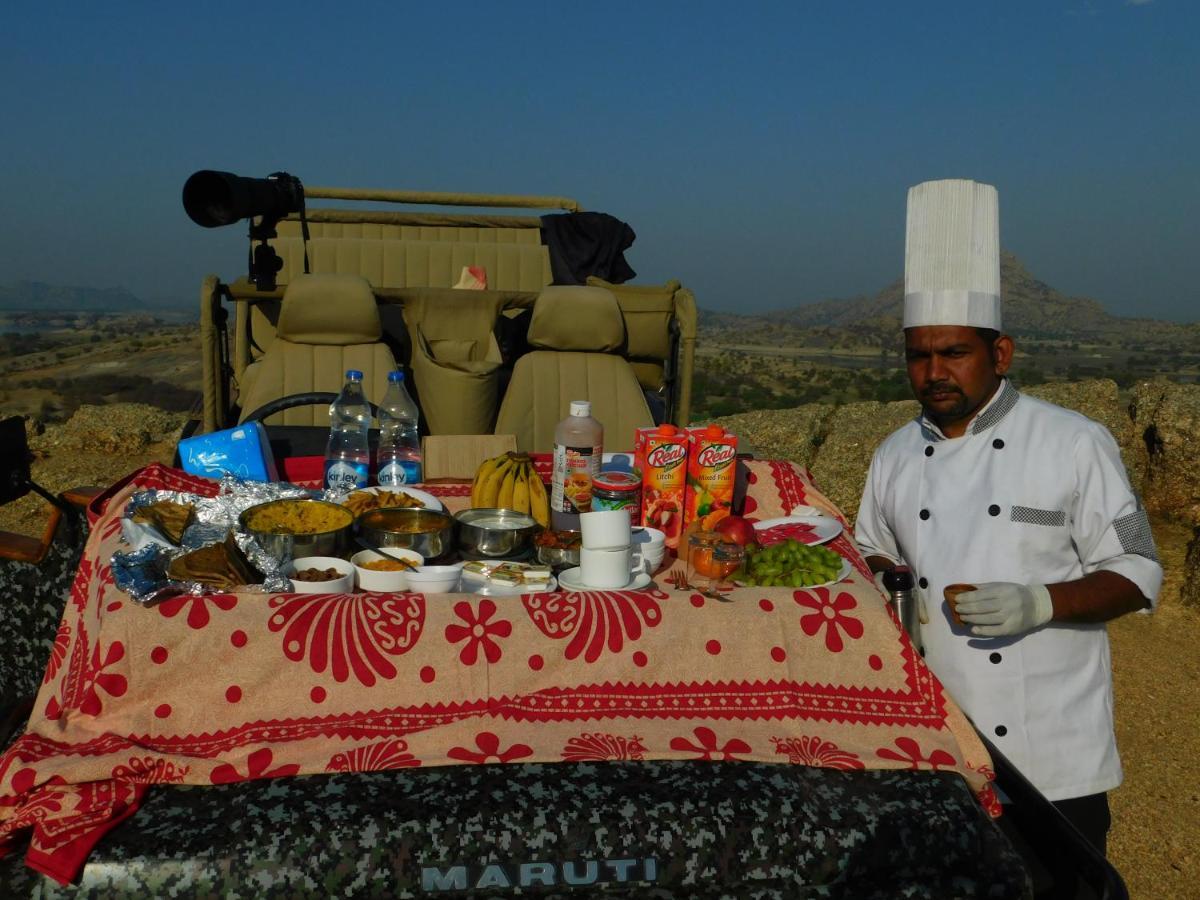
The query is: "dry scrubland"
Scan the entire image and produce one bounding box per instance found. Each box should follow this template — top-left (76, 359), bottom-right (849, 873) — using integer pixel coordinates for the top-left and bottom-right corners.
top-left (1, 325), bottom-right (1197, 897)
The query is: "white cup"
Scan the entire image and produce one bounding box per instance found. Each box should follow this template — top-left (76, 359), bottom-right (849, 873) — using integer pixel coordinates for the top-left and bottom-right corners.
top-left (580, 546), bottom-right (645, 588)
top-left (580, 508), bottom-right (632, 551)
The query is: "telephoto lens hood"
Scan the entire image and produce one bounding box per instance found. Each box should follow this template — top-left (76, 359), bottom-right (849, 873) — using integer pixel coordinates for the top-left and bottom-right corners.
top-left (182, 170), bottom-right (303, 228)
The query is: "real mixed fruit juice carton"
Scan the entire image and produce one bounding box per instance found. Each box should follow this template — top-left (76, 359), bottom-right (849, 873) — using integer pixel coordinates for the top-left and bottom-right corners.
top-left (635, 424), bottom-right (689, 549)
top-left (683, 425), bottom-right (738, 530)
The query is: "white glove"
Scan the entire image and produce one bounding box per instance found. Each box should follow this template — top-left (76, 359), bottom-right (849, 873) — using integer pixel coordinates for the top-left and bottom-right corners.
top-left (954, 582), bottom-right (1053, 637)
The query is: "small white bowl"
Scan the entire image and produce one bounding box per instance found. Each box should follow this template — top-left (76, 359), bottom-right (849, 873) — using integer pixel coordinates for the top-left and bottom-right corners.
top-left (286, 557), bottom-right (355, 594)
top-left (632, 527), bottom-right (667, 550)
top-left (642, 548), bottom-right (667, 574)
top-left (351, 548), bottom-right (424, 592)
top-left (404, 563), bottom-right (465, 594)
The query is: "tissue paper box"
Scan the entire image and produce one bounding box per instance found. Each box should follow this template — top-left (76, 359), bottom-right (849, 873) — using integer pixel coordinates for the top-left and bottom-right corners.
top-left (178, 422), bottom-right (278, 482)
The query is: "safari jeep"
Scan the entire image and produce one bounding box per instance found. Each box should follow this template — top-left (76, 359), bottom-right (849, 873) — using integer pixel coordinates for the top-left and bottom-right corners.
top-left (190, 182), bottom-right (698, 453)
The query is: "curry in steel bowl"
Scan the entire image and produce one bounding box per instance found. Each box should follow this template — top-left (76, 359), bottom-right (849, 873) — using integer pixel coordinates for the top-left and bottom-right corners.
top-left (356, 507), bottom-right (456, 559)
top-left (239, 498), bottom-right (354, 560)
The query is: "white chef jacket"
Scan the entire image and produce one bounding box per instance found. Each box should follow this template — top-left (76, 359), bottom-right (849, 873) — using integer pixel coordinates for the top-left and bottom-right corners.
top-left (855, 379), bottom-right (1162, 801)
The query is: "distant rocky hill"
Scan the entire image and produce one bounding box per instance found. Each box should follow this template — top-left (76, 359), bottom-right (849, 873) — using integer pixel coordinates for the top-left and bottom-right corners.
top-left (702, 252), bottom-right (1197, 343)
top-left (0, 281), bottom-right (146, 312)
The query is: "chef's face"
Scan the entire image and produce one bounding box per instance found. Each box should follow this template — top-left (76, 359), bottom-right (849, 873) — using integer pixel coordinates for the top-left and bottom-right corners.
top-left (905, 326), bottom-right (1013, 437)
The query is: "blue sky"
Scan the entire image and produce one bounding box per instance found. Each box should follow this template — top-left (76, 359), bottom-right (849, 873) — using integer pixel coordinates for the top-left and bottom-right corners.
top-left (0, 1), bottom-right (1196, 320)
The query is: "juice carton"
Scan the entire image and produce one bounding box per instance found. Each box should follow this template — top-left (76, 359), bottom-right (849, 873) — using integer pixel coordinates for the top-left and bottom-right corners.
top-left (635, 424), bottom-right (688, 548)
top-left (684, 425), bottom-right (739, 530)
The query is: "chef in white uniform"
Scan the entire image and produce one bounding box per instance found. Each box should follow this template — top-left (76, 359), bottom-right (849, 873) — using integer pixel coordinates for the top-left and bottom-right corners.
top-left (855, 179), bottom-right (1162, 855)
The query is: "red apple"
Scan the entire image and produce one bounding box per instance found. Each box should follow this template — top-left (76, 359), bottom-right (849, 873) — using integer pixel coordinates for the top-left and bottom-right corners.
top-left (713, 515), bottom-right (756, 547)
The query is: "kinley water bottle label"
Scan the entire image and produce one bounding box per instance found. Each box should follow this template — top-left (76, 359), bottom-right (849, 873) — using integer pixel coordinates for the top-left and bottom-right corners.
top-left (325, 460), bottom-right (368, 491)
top-left (378, 460), bottom-right (422, 486)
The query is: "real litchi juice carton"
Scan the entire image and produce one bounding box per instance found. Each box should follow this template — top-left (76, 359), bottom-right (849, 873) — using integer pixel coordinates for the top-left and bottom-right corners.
top-left (684, 425), bottom-right (738, 529)
top-left (634, 424), bottom-right (689, 549)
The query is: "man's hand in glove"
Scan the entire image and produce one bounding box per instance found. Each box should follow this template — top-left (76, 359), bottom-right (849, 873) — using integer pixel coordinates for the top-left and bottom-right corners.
top-left (954, 582), bottom-right (1053, 637)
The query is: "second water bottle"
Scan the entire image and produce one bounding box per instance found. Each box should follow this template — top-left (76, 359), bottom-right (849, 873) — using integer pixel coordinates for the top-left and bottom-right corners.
top-left (378, 370), bottom-right (423, 485)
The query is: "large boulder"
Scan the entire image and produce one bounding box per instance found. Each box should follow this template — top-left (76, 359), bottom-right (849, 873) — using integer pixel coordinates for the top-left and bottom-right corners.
top-left (31, 403), bottom-right (188, 455)
top-left (1130, 380), bottom-right (1200, 524)
top-left (1182, 528), bottom-right (1200, 610)
top-left (811, 400), bottom-right (920, 521)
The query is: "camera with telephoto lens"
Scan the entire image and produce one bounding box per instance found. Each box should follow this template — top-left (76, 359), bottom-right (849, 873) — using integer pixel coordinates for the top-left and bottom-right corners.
top-left (182, 170), bottom-right (305, 291)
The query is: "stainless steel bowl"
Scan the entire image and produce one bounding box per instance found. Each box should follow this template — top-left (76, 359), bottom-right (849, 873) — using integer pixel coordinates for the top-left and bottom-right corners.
top-left (456, 508), bottom-right (540, 559)
top-left (535, 531), bottom-right (582, 570)
top-left (357, 507), bottom-right (456, 560)
top-left (239, 498), bottom-right (354, 561)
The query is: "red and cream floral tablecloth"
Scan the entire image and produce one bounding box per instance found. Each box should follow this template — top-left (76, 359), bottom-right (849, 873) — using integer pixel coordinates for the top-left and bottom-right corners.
top-left (0, 460), bottom-right (997, 884)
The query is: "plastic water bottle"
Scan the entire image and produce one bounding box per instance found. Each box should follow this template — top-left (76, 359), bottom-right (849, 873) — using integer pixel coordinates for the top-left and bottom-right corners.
top-left (324, 370), bottom-right (371, 492)
top-left (377, 370), bottom-right (423, 485)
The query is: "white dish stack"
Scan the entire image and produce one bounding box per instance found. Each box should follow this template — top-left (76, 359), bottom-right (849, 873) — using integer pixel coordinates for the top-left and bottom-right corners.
top-left (576, 510), bottom-right (648, 589)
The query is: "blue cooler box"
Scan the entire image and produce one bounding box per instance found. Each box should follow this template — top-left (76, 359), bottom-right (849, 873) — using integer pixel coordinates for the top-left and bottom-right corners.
top-left (178, 422), bottom-right (278, 482)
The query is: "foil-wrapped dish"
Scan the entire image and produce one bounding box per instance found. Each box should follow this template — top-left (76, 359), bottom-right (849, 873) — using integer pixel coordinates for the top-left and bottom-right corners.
top-left (111, 476), bottom-right (313, 604)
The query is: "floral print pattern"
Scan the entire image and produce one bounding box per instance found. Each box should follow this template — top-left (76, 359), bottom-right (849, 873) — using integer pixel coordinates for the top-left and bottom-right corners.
top-left (444, 599), bottom-right (511, 666)
top-left (794, 586), bottom-right (864, 653)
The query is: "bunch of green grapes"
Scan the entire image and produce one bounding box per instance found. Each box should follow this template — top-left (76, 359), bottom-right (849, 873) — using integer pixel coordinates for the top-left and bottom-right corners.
top-left (738, 539), bottom-right (844, 588)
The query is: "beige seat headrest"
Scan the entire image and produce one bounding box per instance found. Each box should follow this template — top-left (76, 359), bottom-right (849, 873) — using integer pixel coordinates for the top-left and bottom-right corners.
top-left (277, 274), bottom-right (381, 345)
top-left (528, 285), bottom-right (625, 352)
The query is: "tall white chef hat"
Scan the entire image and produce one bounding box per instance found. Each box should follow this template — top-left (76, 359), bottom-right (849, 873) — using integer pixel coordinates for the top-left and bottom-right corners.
top-left (903, 179), bottom-right (1001, 330)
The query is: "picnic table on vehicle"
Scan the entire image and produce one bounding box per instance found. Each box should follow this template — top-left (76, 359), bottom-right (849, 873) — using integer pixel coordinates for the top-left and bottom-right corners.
top-left (0, 459), bottom-right (1014, 894)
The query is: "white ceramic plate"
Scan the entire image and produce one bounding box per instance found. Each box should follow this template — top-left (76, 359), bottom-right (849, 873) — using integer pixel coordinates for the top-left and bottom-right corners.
top-left (735, 557), bottom-right (852, 590)
top-left (753, 516), bottom-right (843, 545)
top-left (556, 567), bottom-right (653, 593)
top-left (347, 485), bottom-right (443, 511)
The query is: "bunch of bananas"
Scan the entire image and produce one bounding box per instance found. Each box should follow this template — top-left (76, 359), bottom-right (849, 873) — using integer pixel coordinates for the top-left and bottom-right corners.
top-left (470, 452), bottom-right (550, 526)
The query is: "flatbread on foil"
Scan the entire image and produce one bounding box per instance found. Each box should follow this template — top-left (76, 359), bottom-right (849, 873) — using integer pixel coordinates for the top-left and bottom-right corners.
top-left (131, 500), bottom-right (196, 545)
top-left (167, 533), bottom-right (258, 589)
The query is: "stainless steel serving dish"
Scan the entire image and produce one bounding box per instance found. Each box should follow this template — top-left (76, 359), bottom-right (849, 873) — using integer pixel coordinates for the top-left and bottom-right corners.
top-left (239, 498), bottom-right (354, 561)
top-left (456, 508), bottom-right (540, 559)
top-left (357, 507), bottom-right (456, 560)
top-left (535, 531), bottom-right (582, 570)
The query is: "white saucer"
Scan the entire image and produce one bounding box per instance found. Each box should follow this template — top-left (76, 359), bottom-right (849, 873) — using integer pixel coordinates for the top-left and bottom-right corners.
top-left (557, 567), bottom-right (653, 592)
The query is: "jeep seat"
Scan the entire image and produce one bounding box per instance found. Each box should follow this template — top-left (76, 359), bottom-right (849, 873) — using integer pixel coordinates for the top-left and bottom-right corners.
top-left (494, 286), bottom-right (653, 452)
top-left (237, 274), bottom-right (397, 427)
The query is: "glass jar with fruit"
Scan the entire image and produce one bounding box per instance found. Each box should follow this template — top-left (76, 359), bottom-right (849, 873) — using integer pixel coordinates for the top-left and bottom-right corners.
top-left (686, 530), bottom-right (745, 597)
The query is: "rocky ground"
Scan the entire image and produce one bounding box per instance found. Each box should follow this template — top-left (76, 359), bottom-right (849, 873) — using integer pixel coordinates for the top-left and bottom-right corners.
top-left (2, 389), bottom-right (1198, 897)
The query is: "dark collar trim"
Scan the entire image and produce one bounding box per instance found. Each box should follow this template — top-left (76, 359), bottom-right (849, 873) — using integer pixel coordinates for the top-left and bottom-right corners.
top-left (970, 380), bottom-right (1020, 435)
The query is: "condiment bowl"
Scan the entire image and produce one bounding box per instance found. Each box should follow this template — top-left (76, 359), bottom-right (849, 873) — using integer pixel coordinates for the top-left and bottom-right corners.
top-left (285, 556), bottom-right (355, 594)
top-left (455, 508), bottom-right (540, 559)
top-left (351, 548), bottom-right (424, 592)
top-left (240, 498), bottom-right (354, 561)
top-left (356, 508), bottom-right (455, 560)
top-left (405, 563), bottom-right (465, 594)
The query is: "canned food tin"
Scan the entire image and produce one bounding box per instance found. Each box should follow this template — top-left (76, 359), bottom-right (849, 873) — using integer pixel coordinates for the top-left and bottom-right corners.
top-left (591, 469), bottom-right (642, 522)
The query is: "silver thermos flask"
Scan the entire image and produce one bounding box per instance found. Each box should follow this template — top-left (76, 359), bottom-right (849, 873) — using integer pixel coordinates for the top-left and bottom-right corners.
top-left (883, 566), bottom-right (921, 651)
